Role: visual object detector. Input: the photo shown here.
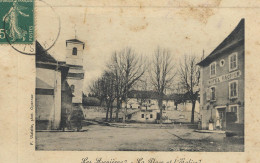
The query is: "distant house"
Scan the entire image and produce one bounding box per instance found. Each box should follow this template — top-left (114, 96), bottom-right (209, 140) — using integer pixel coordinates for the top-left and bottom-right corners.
top-left (197, 19), bottom-right (244, 133)
top-left (126, 90), bottom-right (174, 110)
top-left (125, 90), bottom-right (200, 123)
top-left (126, 107), bottom-right (200, 123)
top-left (127, 109), bottom-right (158, 123)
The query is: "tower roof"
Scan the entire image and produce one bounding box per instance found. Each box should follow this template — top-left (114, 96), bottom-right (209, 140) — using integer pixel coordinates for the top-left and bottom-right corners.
top-left (66, 39), bottom-right (85, 49)
top-left (66, 39), bottom-right (85, 47)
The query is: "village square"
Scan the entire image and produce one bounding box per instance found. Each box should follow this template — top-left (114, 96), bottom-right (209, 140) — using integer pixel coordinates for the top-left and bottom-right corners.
top-left (35, 17), bottom-right (244, 151)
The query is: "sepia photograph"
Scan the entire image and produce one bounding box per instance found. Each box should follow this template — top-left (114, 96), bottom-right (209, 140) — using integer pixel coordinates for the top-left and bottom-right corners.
top-left (33, 1), bottom-right (245, 152)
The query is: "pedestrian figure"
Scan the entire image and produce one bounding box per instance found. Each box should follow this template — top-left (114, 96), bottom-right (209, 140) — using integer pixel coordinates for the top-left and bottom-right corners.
top-left (76, 110), bottom-right (84, 131)
top-left (66, 112), bottom-right (72, 130)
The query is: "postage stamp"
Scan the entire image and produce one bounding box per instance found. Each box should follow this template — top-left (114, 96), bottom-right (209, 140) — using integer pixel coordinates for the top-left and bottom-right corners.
top-left (0, 0), bottom-right (34, 44)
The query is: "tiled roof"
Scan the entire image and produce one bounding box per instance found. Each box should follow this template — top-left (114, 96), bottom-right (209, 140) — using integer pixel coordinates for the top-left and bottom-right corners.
top-left (128, 90), bottom-right (164, 99)
top-left (198, 19), bottom-right (244, 66)
top-left (36, 41), bottom-right (57, 63)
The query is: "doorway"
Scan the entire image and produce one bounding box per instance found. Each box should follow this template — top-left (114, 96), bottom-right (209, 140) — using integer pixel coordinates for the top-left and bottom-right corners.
top-left (216, 108), bottom-right (226, 130)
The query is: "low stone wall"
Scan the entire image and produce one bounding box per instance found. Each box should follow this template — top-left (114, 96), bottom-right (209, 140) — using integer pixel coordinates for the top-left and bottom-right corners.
top-left (82, 106), bottom-right (124, 120)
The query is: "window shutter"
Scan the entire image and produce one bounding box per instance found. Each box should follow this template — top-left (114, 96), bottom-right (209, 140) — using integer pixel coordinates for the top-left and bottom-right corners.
top-left (234, 82), bottom-right (237, 97)
top-left (206, 88), bottom-right (210, 101)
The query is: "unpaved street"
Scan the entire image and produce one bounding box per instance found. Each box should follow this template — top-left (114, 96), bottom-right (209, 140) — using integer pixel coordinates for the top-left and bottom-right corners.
top-left (36, 124), bottom-right (243, 151)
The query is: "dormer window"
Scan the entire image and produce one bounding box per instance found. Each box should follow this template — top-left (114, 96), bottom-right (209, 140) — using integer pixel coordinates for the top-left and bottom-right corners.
top-left (72, 47), bottom-right (77, 55)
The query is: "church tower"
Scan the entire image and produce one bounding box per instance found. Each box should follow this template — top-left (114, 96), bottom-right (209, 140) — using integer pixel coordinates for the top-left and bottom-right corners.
top-left (65, 39), bottom-right (85, 105)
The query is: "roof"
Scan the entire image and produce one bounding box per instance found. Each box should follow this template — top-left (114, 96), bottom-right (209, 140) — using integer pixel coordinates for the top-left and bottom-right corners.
top-left (36, 41), bottom-right (57, 63)
top-left (36, 41), bottom-right (70, 74)
top-left (66, 39), bottom-right (85, 49)
top-left (166, 93), bottom-right (188, 101)
top-left (197, 19), bottom-right (244, 66)
top-left (128, 90), bottom-right (166, 99)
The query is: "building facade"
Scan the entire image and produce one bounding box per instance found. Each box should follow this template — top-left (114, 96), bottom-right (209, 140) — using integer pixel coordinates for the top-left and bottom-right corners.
top-left (36, 38), bottom-right (85, 130)
top-left (65, 39), bottom-right (85, 105)
top-left (198, 19), bottom-right (244, 133)
top-left (36, 41), bottom-right (72, 130)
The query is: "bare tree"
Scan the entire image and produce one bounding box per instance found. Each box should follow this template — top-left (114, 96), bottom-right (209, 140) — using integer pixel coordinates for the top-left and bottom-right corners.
top-left (150, 47), bottom-right (176, 124)
top-left (179, 54), bottom-right (200, 123)
top-left (89, 72), bottom-right (116, 121)
top-left (108, 48), bottom-right (146, 122)
top-left (103, 72), bottom-right (116, 121)
top-left (89, 78), bottom-right (104, 105)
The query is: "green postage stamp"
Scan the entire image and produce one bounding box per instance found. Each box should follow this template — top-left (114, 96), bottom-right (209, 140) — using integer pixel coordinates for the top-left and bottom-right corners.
top-left (0, 0), bottom-right (34, 44)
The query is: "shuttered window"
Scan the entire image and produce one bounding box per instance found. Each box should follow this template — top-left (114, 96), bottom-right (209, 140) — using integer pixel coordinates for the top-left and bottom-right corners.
top-left (229, 105), bottom-right (239, 123)
top-left (211, 87), bottom-right (216, 100)
top-left (229, 52), bottom-right (238, 71)
top-left (210, 62), bottom-right (216, 77)
top-left (229, 80), bottom-right (238, 99)
top-left (206, 87), bottom-right (216, 101)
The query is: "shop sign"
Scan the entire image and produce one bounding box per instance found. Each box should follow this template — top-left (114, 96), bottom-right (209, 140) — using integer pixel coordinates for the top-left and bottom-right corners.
top-left (208, 70), bottom-right (241, 85)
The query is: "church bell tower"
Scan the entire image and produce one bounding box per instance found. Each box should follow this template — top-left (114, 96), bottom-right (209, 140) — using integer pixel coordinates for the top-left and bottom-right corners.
top-left (65, 39), bottom-right (85, 105)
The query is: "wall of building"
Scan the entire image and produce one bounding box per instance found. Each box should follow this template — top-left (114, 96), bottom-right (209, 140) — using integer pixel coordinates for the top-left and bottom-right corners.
top-left (200, 45), bottom-right (244, 130)
top-left (54, 71), bottom-right (62, 129)
top-left (36, 95), bottom-right (54, 130)
top-left (66, 43), bottom-right (84, 66)
top-left (126, 97), bottom-right (199, 113)
top-left (129, 110), bottom-right (157, 123)
top-left (36, 67), bottom-right (62, 130)
top-left (66, 41), bottom-right (85, 104)
top-left (82, 106), bottom-right (124, 120)
top-left (67, 78), bottom-right (83, 103)
top-left (126, 98), bottom-right (176, 110)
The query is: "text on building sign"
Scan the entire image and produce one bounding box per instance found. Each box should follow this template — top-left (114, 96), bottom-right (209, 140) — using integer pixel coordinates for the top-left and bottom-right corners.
top-left (208, 70), bottom-right (241, 85)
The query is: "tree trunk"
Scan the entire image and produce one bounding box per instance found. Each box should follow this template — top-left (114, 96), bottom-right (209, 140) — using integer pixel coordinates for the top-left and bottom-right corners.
top-left (110, 102), bottom-right (113, 121)
top-left (116, 98), bottom-right (120, 122)
top-left (105, 105), bottom-right (109, 122)
top-left (122, 106), bottom-right (126, 123)
top-left (158, 99), bottom-right (163, 124)
top-left (191, 100), bottom-right (196, 124)
top-left (123, 91), bottom-right (128, 123)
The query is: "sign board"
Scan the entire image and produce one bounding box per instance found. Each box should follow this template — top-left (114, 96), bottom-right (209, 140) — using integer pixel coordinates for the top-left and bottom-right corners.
top-left (208, 70), bottom-right (241, 85)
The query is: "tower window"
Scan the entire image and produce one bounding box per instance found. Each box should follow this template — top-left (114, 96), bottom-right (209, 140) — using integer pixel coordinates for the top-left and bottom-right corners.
top-left (72, 47), bottom-right (77, 55)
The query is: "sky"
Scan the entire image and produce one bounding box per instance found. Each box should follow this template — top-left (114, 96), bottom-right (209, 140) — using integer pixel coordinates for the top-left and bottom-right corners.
top-left (36, 0), bottom-right (246, 94)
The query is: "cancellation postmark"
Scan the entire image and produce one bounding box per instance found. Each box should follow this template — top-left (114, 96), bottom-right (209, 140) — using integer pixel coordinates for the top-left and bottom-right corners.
top-left (0, 0), bottom-right (34, 44)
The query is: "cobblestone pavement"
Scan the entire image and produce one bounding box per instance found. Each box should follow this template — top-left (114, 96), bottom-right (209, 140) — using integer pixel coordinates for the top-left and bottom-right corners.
top-left (36, 124), bottom-right (244, 151)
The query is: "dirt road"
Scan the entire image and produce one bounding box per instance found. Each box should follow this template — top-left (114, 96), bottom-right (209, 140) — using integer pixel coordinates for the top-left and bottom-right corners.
top-left (36, 124), bottom-right (243, 151)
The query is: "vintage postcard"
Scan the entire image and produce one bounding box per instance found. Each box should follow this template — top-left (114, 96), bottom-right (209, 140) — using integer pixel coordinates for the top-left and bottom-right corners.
top-left (1, 0), bottom-right (260, 162)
